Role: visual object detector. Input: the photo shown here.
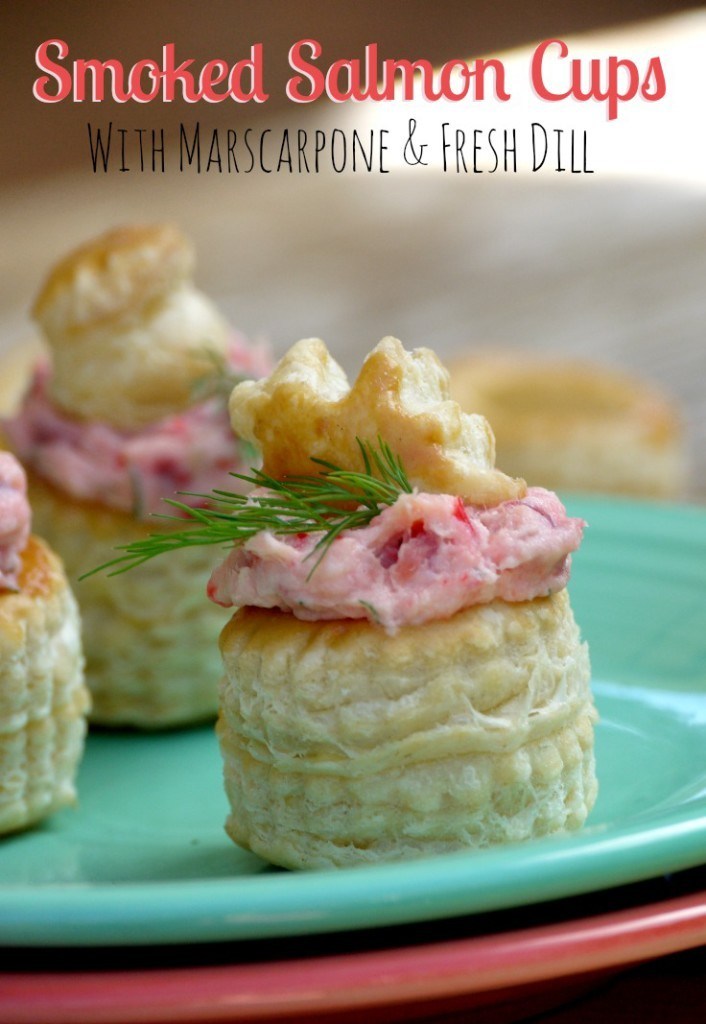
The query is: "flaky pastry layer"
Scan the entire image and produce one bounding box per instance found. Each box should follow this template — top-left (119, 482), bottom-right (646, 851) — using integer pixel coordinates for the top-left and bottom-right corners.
top-left (218, 589), bottom-right (596, 868)
top-left (229, 337), bottom-right (525, 505)
top-left (32, 223), bottom-right (231, 429)
top-left (27, 473), bottom-right (229, 728)
top-left (0, 536), bottom-right (88, 834)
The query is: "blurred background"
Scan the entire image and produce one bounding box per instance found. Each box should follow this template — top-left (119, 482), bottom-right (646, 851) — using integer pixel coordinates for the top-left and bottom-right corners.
top-left (2, 0), bottom-right (703, 182)
top-left (1, 0), bottom-right (705, 498)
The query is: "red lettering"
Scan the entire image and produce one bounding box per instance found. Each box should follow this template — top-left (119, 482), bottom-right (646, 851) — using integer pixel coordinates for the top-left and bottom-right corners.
top-left (73, 58), bottom-right (128, 102)
top-left (127, 59), bottom-right (161, 103)
top-left (605, 58), bottom-right (640, 120)
top-left (326, 58), bottom-right (355, 103)
top-left (33, 39), bottom-right (72, 102)
top-left (386, 57), bottom-right (439, 100)
top-left (287, 41), bottom-right (511, 104)
top-left (228, 45), bottom-right (268, 103)
top-left (438, 61), bottom-right (471, 101)
top-left (466, 58), bottom-right (510, 101)
top-left (198, 60), bottom-right (231, 103)
top-left (531, 39), bottom-right (572, 102)
top-left (642, 57), bottom-right (667, 102)
top-left (531, 39), bottom-right (666, 120)
top-left (286, 39), bottom-right (325, 102)
top-left (161, 43), bottom-right (199, 102)
top-left (33, 39), bottom-right (269, 104)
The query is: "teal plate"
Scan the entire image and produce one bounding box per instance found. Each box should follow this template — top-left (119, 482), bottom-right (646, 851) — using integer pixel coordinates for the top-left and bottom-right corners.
top-left (1, 497), bottom-right (705, 947)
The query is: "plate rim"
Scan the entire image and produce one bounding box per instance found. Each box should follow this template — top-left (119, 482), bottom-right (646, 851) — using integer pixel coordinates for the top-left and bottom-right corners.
top-left (1, 884), bottom-right (706, 1023)
top-left (1, 498), bottom-right (705, 947)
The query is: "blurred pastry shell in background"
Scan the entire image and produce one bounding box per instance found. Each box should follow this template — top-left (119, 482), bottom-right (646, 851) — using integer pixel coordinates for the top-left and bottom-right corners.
top-left (31, 222), bottom-right (231, 429)
top-left (23, 476), bottom-right (229, 729)
top-left (0, 222), bottom-right (262, 728)
top-left (447, 351), bottom-right (687, 500)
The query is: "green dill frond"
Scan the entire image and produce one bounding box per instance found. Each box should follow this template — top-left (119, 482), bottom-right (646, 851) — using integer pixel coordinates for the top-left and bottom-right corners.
top-left (82, 436), bottom-right (412, 580)
top-left (189, 346), bottom-right (248, 403)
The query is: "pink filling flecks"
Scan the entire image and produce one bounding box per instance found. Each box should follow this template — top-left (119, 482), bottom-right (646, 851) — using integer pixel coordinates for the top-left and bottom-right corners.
top-left (207, 487), bottom-right (585, 633)
top-left (0, 451), bottom-right (31, 591)
top-left (3, 335), bottom-right (270, 519)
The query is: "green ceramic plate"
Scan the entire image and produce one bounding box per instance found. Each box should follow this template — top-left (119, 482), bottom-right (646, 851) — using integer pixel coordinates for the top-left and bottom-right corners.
top-left (1, 497), bottom-right (705, 947)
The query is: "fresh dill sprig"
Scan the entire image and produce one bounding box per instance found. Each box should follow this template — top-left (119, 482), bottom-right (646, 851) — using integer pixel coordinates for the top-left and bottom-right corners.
top-left (189, 346), bottom-right (248, 402)
top-left (82, 437), bottom-right (412, 579)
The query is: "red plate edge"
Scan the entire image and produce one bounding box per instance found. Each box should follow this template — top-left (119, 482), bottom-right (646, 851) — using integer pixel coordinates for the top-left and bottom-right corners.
top-left (1, 888), bottom-right (706, 1024)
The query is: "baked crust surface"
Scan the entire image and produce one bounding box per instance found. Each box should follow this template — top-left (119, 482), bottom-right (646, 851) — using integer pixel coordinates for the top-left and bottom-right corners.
top-left (32, 223), bottom-right (231, 428)
top-left (27, 473), bottom-right (228, 728)
top-left (448, 352), bottom-right (686, 498)
top-left (229, 337), bottom-right (525, 505)
top-left (218, 589), bottom-right (596, 868)
top-left (0, 535), bottom-right (88, 834)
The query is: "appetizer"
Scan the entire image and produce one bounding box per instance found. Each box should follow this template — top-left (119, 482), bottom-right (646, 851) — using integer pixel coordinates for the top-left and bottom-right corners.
top-left (0, 451), bottom-right (88, 834)
top-left (101, 337), bottom-right (597, 868)
top-left (3, 224), bottom-right (270, 728)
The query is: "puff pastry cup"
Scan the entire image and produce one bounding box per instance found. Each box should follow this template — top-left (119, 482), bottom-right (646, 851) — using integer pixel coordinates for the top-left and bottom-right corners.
top-left (26, 476), bottom-right (228, 728)
top-left (448, 352), bottom-right (686, 499)
top-left (1, 458), bottom-right (88, 835)
top-left (215, 337), bottom-right (597, 868)
top-left (3, 223), bottom-right (263, 728)
top-left (219, 593), bottom-right (595, 868)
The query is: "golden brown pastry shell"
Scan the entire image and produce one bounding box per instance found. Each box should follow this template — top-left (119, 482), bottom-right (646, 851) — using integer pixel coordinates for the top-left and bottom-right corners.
top-left (0, 535), bottom-right (88, 834)
top-left (448, 353), bottom-right (686, 499)
top-left (25, 473), bottom-right (229, 729)
top-left (218, 590), bottom-right (597, 869)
